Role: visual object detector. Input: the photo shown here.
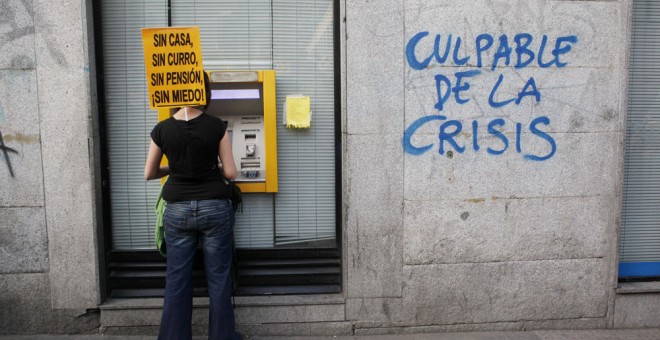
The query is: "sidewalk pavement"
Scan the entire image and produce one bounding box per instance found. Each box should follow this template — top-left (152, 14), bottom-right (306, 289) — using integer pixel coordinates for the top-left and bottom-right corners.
top-left (2, 328), bottom-right (660, 340)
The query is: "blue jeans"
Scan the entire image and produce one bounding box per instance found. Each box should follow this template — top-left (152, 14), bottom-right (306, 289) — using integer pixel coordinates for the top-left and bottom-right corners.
top-left (158, 199), bottom-right (238, 340)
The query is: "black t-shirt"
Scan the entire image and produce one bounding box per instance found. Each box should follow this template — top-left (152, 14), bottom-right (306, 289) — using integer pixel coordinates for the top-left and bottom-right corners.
top-left (150, 113), bottom-right (231, 202)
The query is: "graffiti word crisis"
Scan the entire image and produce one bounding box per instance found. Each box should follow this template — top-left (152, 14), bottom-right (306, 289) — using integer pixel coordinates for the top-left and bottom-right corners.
top-left (403, 32), bottom-right (578, 161)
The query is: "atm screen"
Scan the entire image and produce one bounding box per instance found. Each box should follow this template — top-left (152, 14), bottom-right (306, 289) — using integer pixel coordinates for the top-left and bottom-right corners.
top-left (206, 82), bottom-right (264, 116)
top-left (212, 89), bottom-right (260, 100)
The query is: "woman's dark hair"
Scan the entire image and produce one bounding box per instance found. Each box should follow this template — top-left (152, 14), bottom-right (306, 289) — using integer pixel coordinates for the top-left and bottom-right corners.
top-left (203, 70), bottom-right (212, 110)
top-left (170, 70), bottom-right (211, 113)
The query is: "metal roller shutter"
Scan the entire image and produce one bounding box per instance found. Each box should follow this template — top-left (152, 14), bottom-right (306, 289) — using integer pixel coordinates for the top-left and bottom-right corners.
top-left (620, 0), bottom-right (660, 278)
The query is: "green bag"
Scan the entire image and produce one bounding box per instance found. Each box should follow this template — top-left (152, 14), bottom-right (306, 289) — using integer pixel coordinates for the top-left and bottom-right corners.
top-left (155, 183), bottom-right (167, 257)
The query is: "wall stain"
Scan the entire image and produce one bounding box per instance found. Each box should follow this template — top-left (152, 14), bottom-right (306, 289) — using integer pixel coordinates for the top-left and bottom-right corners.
top-left (0, 0), bottom-right (36, 69)
top-left (2, 132), bottom-right (39, 144)
top-left (466, 198), bottom-right (485, 203)
top-left (570, 116), bottom-right (584, 130)
top-left (601, 109), bottom-right (616, 122)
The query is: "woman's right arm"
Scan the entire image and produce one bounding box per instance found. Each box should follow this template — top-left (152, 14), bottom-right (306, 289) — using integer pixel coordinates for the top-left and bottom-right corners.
top-left (144, 140), bottom-right (169, 180)
top-left (219, 133), bottom-right (237, 180)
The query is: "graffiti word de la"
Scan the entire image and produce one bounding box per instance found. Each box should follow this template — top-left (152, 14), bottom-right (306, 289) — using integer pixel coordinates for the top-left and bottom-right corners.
top-left (403, 32), bottom-right (578, 161)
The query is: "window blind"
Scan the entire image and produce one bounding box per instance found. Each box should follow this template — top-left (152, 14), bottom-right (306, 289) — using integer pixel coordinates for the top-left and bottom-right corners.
top-left (620, 0), bottom-right (660, 277)
top-left (102, 0), bottom-right (167, 249)
top-left (104, 0), bottom-right (336, 250)
top-left (273, 1), bottom-right (336, 246)
top-left (171, 0), bottom-right (274, 70)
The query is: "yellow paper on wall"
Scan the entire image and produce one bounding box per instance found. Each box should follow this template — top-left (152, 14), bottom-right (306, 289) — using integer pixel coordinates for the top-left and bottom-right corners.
top-left (285, 96), bottom-right (311, 128)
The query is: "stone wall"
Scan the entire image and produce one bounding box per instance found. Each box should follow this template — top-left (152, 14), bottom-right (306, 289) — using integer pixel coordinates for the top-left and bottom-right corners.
top-left (343, 0), bottom-right (627, 333)
top-left (0, 0), bottom-right (99, 334)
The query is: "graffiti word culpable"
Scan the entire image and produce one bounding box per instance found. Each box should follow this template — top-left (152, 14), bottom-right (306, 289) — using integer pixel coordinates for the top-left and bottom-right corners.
top-left (403, 32), bottom-right (578, 161)
top-left (406, 32), bottom-right (578, 70)
top-left (0, 131), bottom-right (18, 177)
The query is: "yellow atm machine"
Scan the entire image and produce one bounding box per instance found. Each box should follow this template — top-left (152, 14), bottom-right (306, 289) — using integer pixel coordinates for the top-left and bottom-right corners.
top-left (158, 70), bottom-right (278, 193)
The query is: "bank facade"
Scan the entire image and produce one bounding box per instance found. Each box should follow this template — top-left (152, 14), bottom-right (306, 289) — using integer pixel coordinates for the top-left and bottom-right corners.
top-left (1, 0), bottom-right (659, 336)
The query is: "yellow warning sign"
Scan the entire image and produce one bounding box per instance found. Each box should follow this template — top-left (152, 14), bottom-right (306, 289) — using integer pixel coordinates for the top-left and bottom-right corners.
top-left (141, 26), bottom-right (205, 109)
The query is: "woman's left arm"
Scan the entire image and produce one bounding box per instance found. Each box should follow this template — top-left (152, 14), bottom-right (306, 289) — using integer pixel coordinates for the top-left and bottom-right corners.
top-left (144, 140), bottom-right (169, 180)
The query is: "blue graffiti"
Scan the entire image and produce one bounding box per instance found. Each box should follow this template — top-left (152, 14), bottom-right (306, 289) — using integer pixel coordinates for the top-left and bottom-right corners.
top-left (487, 118), bottom-right (508, 155)
top-left (434, 70), bottom-right (482, 111)
top-left (406, 32), bottom-right (578, 71)
top-left (402, 116), bottom-right (556, 161)
top-left (402, 115), bottom-right (447, 155)
top-left (435, 71), bottom-right (541, 110)
top-left (488, 74), bottom-right (541, 108)
top-left (404, 32), bottom-right (576, 161)
top-left (405, 32), bottom-right (473, 69)
top-left (439, 119), bottom-right (465, 154)
top-left (525, 116), bottom-right (556, 161)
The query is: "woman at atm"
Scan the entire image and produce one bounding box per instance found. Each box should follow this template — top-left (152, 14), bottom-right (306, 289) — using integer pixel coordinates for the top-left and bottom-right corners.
top-left (144, 72), bottom-right (241, 340)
